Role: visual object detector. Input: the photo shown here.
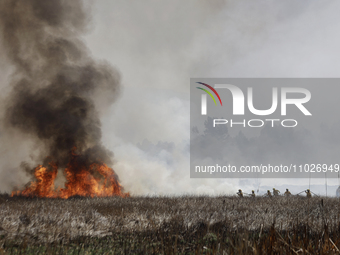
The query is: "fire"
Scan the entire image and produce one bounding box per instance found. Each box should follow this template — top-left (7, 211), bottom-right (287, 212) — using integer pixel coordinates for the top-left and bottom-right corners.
top-left (11, 150), bottom-right (129, 199)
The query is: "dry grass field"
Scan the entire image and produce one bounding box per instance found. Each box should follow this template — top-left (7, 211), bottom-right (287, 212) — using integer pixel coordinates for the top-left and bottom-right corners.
top-left (0, 194), bottom-right (340, 254)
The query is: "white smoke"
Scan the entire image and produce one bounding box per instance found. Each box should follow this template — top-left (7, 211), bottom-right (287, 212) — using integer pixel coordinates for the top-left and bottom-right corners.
top-left (84, 0), bottom-right (340, 196)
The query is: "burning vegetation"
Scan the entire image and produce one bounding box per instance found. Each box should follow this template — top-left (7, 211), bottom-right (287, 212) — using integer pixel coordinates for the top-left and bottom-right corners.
top-left (11, 150), bottom-right (127, 198)
top-left (0, 0), bottom-right (128, 198)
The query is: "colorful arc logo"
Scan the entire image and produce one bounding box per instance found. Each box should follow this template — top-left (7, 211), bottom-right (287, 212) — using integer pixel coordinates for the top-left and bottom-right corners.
top-left (196, 82), bottom-right (222, 106)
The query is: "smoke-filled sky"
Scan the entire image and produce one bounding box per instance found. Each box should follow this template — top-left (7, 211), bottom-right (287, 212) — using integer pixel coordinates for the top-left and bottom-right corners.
top-left (1, 0), bottom-right (340, 196)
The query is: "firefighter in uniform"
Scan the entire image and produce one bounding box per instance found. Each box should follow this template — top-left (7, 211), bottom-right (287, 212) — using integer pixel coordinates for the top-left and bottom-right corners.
top-left (305, 189), bottom-right (312, 198)
top-left (251, 190), bottom-right (255, 198)
top-left (266, 190), bottom-right (272, 197)
top-left (237, 189), bottom-right (243, 198)
top-left (273, 188), bottom-right (280, 196)
top-left (284, 189), bottom-right (291, 197)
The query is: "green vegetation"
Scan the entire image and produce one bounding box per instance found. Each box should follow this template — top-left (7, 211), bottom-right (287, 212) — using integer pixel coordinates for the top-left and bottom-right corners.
top-left (0, 194), bottom-right (340, 254)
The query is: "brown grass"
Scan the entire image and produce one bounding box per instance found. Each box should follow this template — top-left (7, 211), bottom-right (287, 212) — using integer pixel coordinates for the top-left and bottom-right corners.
top-left (0, 194), bottom-right (340, 254)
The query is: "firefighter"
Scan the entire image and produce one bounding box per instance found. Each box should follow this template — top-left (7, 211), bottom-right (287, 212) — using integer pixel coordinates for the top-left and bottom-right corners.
top-left (305, 189), bottom-right (312, 198)
top-left (251, 190), bottom-right (255, 198)
top-left (284, 189), bottom-right (291, 197)
top-left (237, 189), bottom-right (243, 198)
top-left (273, 188), bottom-right (280, 196)
top-left (266, 190), bottom-right (272, 197)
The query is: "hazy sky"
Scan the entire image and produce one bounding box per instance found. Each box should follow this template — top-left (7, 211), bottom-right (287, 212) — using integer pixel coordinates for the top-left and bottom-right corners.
top-left (82, 0), bottom-right (340, 195)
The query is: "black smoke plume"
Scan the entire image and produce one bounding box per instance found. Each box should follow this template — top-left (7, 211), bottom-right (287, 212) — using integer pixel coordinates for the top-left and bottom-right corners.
top-left (0, 1), bottom-right (120, 175)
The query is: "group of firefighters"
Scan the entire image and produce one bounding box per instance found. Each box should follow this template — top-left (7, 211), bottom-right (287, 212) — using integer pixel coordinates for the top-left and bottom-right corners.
top-left (236, 188), bottom-right (312, 198)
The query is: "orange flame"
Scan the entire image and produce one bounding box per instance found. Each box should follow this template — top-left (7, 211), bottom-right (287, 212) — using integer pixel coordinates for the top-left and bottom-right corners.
top-left (11, 151), bottom-right (129, 199)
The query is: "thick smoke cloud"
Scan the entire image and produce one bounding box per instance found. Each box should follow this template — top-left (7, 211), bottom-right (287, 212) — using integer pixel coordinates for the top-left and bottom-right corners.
top-left (0, 0), bottom-right (120, 188)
